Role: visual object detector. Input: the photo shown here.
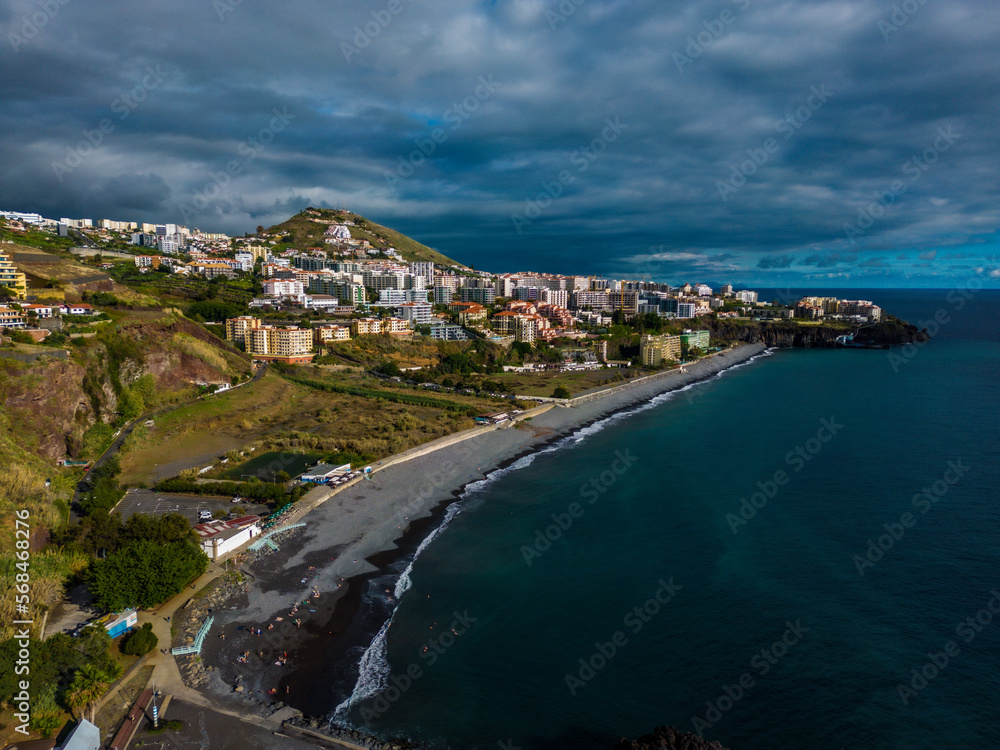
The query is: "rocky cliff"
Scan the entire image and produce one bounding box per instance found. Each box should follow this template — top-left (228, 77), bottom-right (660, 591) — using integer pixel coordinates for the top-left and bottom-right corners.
top-left (615, 726), bottom-right (731, 750)
top-left (0, 314), bottom-right (249, 460)
top-left (706, 317), bottom-right (928, 348)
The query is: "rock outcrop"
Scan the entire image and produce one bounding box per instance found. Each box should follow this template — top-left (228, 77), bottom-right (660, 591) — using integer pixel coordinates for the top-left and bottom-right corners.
top-left (706, 317), bottom-right (928, 348)
top-left (615, 725), bottom-right (732, 750)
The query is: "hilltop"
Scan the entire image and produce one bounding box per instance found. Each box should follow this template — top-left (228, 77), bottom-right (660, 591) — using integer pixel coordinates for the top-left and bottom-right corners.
top-left (265, 207), bottom-right (465, 267)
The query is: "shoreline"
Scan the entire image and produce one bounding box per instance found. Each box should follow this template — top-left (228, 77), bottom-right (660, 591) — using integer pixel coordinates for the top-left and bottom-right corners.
top-left (193, 343), bottom-right (770, 724)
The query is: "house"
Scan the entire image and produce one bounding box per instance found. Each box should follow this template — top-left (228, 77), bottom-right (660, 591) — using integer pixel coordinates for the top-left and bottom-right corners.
top-left (194, 516), bottom-right (261, 560)
top-left (21, 303), bottom-right (53, 318)
top-left (60, 303), bottom-right (95, 316)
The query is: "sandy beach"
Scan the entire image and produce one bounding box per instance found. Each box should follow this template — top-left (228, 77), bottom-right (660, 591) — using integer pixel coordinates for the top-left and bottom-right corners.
top-left (188, 343), bottom-right (770, 722)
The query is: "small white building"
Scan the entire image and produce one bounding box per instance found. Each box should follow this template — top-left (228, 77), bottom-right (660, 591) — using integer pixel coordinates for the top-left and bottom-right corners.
top-left (194, 516), bottom-right (261, 560)
top-left (300, 463), bottom-right (352, 484)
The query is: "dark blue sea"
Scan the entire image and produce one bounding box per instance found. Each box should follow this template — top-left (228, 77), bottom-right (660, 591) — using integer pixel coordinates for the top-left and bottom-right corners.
top-left (336, 288), bottom-right (1000, 749)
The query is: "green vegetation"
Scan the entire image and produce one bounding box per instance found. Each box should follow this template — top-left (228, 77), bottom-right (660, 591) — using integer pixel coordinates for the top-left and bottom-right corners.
top-left (121, 622), bottom-right (158, 656)
top-left (284, 373), bottom-right (480, 414)
top-left (90, 539), bottom-right (208, 611)
top-left (151, 477), bottom-right (310, 507)
top-left (266, 208), bottom-right (463, 267)
top-left (0, 626), bottom-right (121, 725)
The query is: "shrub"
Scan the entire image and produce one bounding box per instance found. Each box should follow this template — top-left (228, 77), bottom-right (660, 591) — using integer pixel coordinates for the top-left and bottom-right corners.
top-left (121, 622), bottom-right (158, 656)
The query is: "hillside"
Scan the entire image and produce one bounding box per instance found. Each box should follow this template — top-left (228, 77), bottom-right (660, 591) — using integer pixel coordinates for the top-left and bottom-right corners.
top-left (266, 207), bottom-right (465, 267)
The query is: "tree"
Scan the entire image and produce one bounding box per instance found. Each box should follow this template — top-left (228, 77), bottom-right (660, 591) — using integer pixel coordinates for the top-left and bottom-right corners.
top-left (90, 539), bottom-right (209, 611)
top-left (121, 623), bottom-right (158, 656)
top-left (66, 663), bottom-right (119, 722)
top-left (30, 684), bottom-right (63, 738)
top-left (552, 386), bottom-right (571, 399)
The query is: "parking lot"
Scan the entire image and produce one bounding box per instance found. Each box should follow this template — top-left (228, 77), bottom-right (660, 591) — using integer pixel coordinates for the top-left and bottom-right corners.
top-left (114, 488), bottom-right (269, 525)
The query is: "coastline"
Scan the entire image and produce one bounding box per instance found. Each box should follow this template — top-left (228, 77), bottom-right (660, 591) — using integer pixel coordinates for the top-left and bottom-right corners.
top-left (193, 343), bottom-right (770, 725)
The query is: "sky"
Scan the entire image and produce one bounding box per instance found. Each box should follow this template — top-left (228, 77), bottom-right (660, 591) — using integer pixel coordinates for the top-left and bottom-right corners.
top-left (1, 0), bottom-right (998, 287)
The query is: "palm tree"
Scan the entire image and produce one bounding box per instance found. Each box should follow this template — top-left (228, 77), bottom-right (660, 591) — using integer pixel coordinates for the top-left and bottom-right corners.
top-left (66, 663), bottom-right (119, 722)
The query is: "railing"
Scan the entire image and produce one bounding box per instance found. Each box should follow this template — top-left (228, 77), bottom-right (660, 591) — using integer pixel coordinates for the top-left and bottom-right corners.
top-left (171, 615), bottom-right (214, 656)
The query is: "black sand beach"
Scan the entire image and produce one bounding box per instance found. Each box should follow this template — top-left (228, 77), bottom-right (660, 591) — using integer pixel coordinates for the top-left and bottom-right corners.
top-left (193, 344), bottom-right (770, 722)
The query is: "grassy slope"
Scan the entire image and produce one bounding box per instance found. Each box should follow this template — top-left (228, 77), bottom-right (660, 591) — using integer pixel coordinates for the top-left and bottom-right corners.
top-left (119, 369), bottom-right (507, 485)
top-left (267, 208), bottom-right (465, 267)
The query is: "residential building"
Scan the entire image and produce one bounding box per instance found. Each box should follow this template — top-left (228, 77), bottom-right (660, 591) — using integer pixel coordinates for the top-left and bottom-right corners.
top-left (457, 286), bottom-right (496, 305)
top-left (246, 325), bottom-right (314, 363)
top-left (640, 334), bottom-right (681, 365)
top-left (314, 325), bottom-right (352, 345)
top-left (448, 302), bottom-right (488, 325)
top-left (20, 303), bottom-right (53, 318)
top-left (609, 290), bottom-right (639, 317)
top-left (838, 300), bottom-right (882, 321)
top-left (410, 262), bottom-right (434, 285)
top-left (428, 323), bottom-right (472, 341)
top-left (734, 290), bottom-right (758, 304)
top-left (397, 302), bottom-right (433, 326)
top-left (0, 307), bottom-right (26, 328)
top-left (572, 290), bottom-right (610, 311)
top-left (381, 317), bottom-right (412, 335)
top-left (225, 315), bottom-right (261, 345)
top-left (680, 329), bottom-right (710, 352)
top-left (303, 294), bottom-right (341, 311)
top-left (60, 303), bottom-right (95, 315)
top-left (433, 285), bottom-right (453, 305)
top-left (309, 277), bottom-right (366, 305)
top-left (696, 284), bottom-right (713, 297)
top-left (540, 288), bottom-right (569, 307)
top-left (134, 255), bottom-right (161, 269)
top-left (350, 318), bottom-right (383, 336)
top-left (263, 279), bottom-right (305, 298)
top-left (513, 286), bottom-right (541, 302)
top-left (0, 251), bottom-right (27, 298)
top-left (379, 289), bottom-right (427, 305)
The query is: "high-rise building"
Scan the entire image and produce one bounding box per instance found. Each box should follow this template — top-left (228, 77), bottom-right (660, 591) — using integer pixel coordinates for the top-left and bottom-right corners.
top-left (225, 316), bottom-right (261, 345)
top-left (640, 334), bottom-right (681, 365)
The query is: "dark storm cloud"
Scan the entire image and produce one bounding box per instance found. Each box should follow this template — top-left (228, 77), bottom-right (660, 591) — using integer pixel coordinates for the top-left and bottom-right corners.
top-left (1, 0), bottom-right (998, 285)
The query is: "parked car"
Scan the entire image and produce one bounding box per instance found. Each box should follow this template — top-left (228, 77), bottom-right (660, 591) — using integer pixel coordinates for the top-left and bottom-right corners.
top-left (198, 510), bottom-right (212, 522)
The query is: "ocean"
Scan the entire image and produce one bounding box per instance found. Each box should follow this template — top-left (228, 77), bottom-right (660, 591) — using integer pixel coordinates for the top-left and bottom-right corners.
top-left (335, 288), bottom-right (1000, 750)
